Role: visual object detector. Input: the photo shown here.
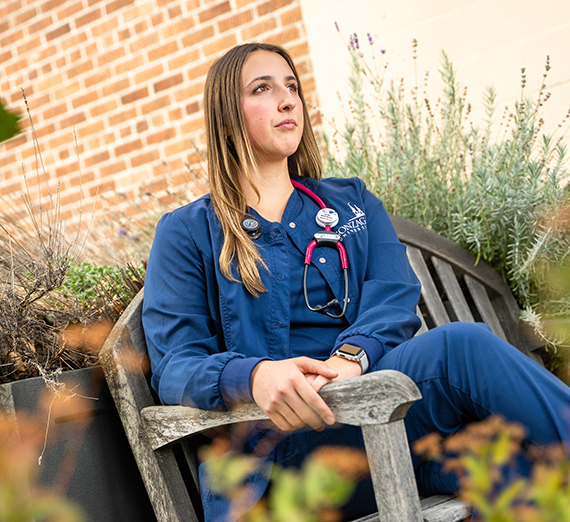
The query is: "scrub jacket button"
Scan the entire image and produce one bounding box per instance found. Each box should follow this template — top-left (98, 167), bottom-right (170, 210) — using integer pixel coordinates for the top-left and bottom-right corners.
top-left (277, 274), bottom-right (284, 281)
top-left (289, 222), bottom-right (296, 229)
top-left (276, 321), bottom-right (283, 328)
top-left (319, 257), bottom-right (326, 264)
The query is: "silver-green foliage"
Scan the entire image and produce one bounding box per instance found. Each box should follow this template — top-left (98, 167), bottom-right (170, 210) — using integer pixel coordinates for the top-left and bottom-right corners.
top-left (324, 42), bottom-right (570, 351)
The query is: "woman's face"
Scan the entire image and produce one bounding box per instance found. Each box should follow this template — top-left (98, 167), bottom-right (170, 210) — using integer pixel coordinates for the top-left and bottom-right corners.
top-left (240, 50), bottom-right (304, 166)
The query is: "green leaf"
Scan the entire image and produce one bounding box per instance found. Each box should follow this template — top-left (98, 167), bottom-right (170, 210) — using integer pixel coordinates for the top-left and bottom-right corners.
top-left (0, 98), bottom-right (20, 143)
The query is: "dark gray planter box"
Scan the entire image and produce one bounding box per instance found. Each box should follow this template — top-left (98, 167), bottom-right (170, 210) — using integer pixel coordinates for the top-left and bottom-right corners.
top-left (0, 366), bottom-right (156, 522)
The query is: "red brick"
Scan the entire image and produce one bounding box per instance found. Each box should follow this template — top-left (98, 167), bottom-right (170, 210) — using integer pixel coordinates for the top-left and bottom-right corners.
top-left (131, 149), bottom-right (159, 167)
top-left (141, 95), bottom-right (169, 115)
top-left (90, 99), bottom-right (118, 117)
top-left (203, 33), bottom-right (237, 56)
top-left (60, 112), bottom-right (86, 129)
top-left (72, 90), bottom-right (98, 108)
top-left (134, 64), bottom-right (164, 84)
top-left (0, 50), bottom-right (12, 63)
top-left (69, 171), bottom-right (95, 187)
top-left (6, 58), bottom-right (28, 75)
top-left (258, 0), bottom-right (294, 16)
top-left (134, 20), bottom-right (148, 34)
top-left (60, 148), bottom-right (70, 160)
top-left (38, 44), bottom-right (58, 61)
top-left (115, 138), bottom-right (143, 156)
top-left (76, 7), bottom-right (102, 28)
top-left (46, 23), bottom-right (70, 42)
top-left (119, 126), bottom-right (131, 138)
top-left (56, 161), bottom-right (80, 178)
top-left (241, 18), bottom-right (278, 40)
top-left (129, 32), bottom-right (158, 53)
top-left (89, 179), bottom-right (115, 196)
top-left (1, 29), bottom-right (24, 48)
top-left (85, 150), bottom-right (110, 167)
top-left (121, 87), bottom-right (148, 105)
top-left (56, 1), bottom-right (83, 21)
top-left (265, 26), bottom-right (300, 46)
top-left (180, 116), bottom-right (204, 135)
top-left (41, 0), bottom-right (67, 13)
top-left (81, 120), bottom-right (105, 136)
top-left (116, 55), bottom-right (144, 74)
top-left (102, 78), bottom-right (130, 96)
top-left (109, 107), bottom-right (136, 126)
top-left (218, 9), bottom-right (253, 33)
top-left (97, 46), bottom-right (126, 66)
top-left (105, 0), bottom-right (135, 15)
top-left (154, 73), bottom-right (183, 93)
top-left (84, 68), bottom-right (112, 88)
top-left (56, 56), bottom-right (66, 68)
top-left (147, 127), bottom-right (176, 144)
top-left (198, 1), bottom-right (231, 23)
top-left (118, 28), bottom-right (130, 40)
top-left (151, 11), bottom-right (164, 27)
top-left (29, 15), bottom-right (53, 34)
top-left (185, 101), bottom-right (200, 114)
top-left (136, 120), bottom-right (148, 132)
top-left (100, 160), bottom-right (126, 177)
top-left (67, 59), bottom-right (94, 79)
top-left (169, 107), bottom-right (182, 121)
top-left (43, 102), bottom-right (67, 120)
top-left (34, 123), bottom-right (56, 139)
top-left (92, 15), bottom-right (118, 37)
top-left (180, 25), bottom-right (215, 47)
top-left (161, 16), bottom-right (195, 38)
top-left (148, 41), bottom-right (179, 62)
top-left (15, 7), bottom-right (38, 25)
top-left (0, 21), bottom-right (8, 34)
top-left (280, 5), bottom-right (302, 26)
top-left (16, 36), bottom-right (41, 56)
top-left (168, 5), bottom-right (182, 18)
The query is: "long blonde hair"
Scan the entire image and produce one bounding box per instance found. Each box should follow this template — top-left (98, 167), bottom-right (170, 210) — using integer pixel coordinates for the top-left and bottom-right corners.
top-left (204, 43), bottom-right (322, 295)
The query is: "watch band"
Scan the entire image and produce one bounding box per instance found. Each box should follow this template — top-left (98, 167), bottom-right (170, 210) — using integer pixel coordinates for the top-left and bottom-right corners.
top-left (333, 344), bottom-right (369, 374)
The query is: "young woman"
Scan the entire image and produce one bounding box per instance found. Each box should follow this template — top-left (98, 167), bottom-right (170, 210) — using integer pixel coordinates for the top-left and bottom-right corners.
top-left (142, 42), bottom-right (570, 521)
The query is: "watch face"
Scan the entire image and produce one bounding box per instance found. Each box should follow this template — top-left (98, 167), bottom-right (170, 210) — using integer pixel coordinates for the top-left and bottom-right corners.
top-left (339, 344), bottom-right (362, 357)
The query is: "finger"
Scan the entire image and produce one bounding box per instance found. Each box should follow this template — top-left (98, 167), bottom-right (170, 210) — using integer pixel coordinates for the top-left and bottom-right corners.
top-left (295, 380), bottom-right (335, 426)
top-left (309, 374), bottom-right (332, 393)
top-left (295, 357), bottom-right (338, 379)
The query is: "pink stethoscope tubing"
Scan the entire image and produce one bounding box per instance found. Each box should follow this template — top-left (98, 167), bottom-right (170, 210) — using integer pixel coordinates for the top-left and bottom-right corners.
top-left (291, 179), bottom-right (349, 319)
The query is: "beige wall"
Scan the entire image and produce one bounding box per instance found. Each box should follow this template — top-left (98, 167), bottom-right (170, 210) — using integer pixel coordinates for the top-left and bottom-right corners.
top-left (301, 0), bottom-right (570, 142)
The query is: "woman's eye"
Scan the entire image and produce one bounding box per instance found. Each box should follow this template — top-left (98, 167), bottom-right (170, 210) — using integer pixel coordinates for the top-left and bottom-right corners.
top-left (253, 84), bottom-right (268, 93)
top-left (288, 83), bottom-right (298, 92)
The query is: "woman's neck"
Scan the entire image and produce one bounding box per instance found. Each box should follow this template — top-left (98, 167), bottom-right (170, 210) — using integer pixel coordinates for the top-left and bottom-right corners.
top-left (242, 162), bottom-right (294, 223)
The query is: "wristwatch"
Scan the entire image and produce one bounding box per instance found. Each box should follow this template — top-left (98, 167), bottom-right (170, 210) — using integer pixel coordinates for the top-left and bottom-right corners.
top-left (333, 344), bottom-right (369, 374)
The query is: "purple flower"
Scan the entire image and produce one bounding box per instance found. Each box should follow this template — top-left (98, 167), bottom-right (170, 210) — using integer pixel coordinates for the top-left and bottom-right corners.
top-left (353, 33), bottom-right (359, 49)
top-left (118, 228), bottom-right (127, 236)
top-left (367, 33), bottom-right (373, 45)
top-left (381, 49), bottom-right (386, 54)
top-left (334, 21), bottom-right (340, 32)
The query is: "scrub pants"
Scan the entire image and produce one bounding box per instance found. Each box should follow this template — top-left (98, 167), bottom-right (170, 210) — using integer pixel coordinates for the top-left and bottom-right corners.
top-left (277, 322), bottom-right (570, 518)
top-left (202, 322), bottom-right (570, 521)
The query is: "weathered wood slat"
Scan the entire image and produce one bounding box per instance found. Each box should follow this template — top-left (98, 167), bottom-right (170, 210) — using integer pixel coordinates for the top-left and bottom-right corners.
top-left (350, 495), bottom-right (470, 522)
top-left (100, 291), bottom-right (200, 522)
top-left (431, 256), bottom-right (475, 323)
top-left (141, 371), bottom-right (422, 451)
top-left (362, 420), bottom-right (423, 522)
top-left (416, 305), bottom-right (429, 336)
top-left (464, 275), bottom-right (507, 341)
top-left (406, 246), bottom-right (450, 326)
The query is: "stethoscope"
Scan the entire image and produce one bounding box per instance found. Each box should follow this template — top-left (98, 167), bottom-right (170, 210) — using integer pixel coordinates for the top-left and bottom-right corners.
top-left (241, 179), bottom-right (349, 319)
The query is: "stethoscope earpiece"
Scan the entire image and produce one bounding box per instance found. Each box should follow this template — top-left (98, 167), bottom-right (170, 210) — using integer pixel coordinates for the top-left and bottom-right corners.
top-left (241, 217), bottom-right (262, 240)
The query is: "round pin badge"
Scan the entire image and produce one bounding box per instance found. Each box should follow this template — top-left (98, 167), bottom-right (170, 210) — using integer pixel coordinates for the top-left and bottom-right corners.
top-left (316, 208), bottom-right (339, 228)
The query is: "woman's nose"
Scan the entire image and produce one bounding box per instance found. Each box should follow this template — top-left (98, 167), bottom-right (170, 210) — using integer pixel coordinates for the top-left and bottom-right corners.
top-left (278, 87), bottom-right (297, 112)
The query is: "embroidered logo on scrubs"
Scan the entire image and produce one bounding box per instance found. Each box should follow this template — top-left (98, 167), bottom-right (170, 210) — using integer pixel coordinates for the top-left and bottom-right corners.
top-left (336, 203), bottom-right (367, 238)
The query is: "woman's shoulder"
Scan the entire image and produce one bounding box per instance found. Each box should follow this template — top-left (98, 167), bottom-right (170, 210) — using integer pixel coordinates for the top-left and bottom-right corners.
top-left (295, 175), bottom-right (366, 196)
top-left (158, 193), bottom-right (215, 230)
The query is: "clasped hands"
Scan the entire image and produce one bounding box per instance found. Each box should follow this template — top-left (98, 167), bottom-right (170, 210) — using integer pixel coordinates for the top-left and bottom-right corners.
top-left (250, 355), bottom-right (362, 432)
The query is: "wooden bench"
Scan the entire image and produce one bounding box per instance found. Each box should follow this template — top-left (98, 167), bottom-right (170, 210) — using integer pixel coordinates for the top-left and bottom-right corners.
top-left (99, 215), bottom-right (541, 522)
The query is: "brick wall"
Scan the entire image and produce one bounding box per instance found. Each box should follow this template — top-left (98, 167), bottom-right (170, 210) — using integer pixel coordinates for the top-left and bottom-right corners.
top-left (0, 0), bottom-right (319, 231)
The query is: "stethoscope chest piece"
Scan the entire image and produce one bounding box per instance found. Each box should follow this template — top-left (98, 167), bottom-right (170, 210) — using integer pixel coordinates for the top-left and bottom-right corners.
top-left (316, 208), bottom-right (339, 228)
top-left (241, 217), bottom-right (262, 240)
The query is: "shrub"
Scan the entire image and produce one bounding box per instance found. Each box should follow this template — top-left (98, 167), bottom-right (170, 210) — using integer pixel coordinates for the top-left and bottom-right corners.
top-left (324, 33), bottom-right (570, 361)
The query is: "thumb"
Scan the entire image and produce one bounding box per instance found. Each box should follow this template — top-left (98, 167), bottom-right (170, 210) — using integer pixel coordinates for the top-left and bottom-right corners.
top-left (296, 357), bottom-right (338, 378)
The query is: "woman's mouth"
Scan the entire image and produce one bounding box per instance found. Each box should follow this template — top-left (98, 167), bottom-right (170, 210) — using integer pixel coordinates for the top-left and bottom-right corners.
top-left (276, 119), bottom-right (297, 129)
